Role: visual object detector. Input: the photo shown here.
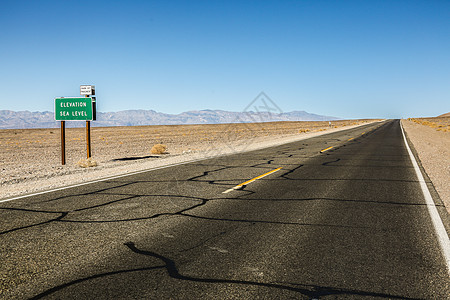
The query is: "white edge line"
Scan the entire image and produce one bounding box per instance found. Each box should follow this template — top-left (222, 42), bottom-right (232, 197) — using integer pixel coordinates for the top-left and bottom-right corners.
top-left (0, 120), bottom-right (383, 204)
top-left (400, 121), bottom-right (450, 274)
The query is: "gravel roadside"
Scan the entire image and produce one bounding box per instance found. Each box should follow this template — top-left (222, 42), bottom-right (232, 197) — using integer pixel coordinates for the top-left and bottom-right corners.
top-left (402, 119), bottom-right (450, 214)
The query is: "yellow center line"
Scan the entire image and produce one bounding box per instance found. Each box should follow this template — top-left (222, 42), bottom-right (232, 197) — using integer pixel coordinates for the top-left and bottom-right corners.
top-left (361, 132), bottom-right (365, 135)
top-left (222, 167), bottom-right (283, 193)
top-left (320, 146), bottom-right (333, 153)
top-left (347, 137), bottom-right (354, 141)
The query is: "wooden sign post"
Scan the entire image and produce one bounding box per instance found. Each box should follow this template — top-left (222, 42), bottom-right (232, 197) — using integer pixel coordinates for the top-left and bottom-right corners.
top-left (81, 86), bottom-right (95, 159)
top-left (61, 120), bottom-right (66, 165)
top-left (86, 95), bottom-right (91, 159)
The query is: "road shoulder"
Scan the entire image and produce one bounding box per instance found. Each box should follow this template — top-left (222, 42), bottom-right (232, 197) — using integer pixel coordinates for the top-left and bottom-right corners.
top-left (401, 119), bottom-right (450, 215)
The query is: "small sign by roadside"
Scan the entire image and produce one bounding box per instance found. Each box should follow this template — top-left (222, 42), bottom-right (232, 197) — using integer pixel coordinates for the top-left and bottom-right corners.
top-left (80, 85), bottom-right (95, 95)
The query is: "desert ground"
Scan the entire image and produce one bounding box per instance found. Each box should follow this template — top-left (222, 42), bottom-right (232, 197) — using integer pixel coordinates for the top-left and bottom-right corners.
top-left (402, 116), bottom-right (450, 213)
top-left (1, 117), bottom-right (448, 214)
top-left (1, 119), bottom-right (374, 199)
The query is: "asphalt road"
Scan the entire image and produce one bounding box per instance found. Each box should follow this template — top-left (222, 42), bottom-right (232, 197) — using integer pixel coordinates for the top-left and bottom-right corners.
top-left (1, 120), bottom-right (449, 299)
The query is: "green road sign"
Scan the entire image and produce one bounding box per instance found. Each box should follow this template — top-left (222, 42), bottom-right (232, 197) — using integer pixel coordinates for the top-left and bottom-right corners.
top-left (55, 97), bottom-right (94, 121)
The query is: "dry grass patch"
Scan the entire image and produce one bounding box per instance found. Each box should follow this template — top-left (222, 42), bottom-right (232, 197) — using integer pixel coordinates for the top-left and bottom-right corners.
top-left (151, 144), bottom-right (167, 154)
top-left (408, 117), bottom-right (450, 132)
top-left (76, 157), bottom-right (98, 168)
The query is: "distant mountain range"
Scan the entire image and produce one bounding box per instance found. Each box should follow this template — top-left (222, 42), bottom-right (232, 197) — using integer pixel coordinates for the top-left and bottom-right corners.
top-left (0, 109), bottom-right (340, 129)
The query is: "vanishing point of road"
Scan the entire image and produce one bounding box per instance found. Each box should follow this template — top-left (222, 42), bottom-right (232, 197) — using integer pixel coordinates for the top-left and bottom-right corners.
top-left (1, 119), bottom-right (449, 299)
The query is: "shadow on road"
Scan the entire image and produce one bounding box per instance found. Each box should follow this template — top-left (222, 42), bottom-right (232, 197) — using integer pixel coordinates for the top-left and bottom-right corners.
top-left (28, 241), bottom-right (421, 299)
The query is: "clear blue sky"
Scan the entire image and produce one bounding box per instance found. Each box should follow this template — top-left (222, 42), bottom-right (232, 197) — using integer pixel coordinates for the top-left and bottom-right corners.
top-left (1, 0), bottom-right (449, 119)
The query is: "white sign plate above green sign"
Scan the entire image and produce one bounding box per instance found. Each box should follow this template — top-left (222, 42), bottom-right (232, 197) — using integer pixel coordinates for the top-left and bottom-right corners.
top-left (80, 85), bottom-right (95, 95)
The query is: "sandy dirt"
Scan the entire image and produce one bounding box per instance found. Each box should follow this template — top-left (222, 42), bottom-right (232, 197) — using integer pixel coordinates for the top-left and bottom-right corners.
top-left (0, 120), bottom-right (376, 200)
top-left (402, 117), bottom-right (450, 213)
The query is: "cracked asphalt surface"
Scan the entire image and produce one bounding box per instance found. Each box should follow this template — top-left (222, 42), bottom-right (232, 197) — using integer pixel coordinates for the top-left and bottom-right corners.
top-left (1, 120), bottom-right (449, 299)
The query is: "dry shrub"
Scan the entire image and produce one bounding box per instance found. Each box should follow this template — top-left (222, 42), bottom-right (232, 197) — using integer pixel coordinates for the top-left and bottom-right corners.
top-left (151, 144), bottom-right (167, 154)
top-left (298, 129), bottom-right (310, 133)
top-left (77, 157), bottom-right (98, 168)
